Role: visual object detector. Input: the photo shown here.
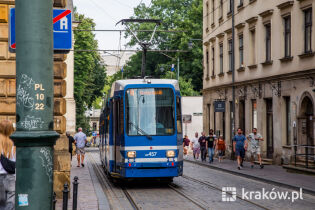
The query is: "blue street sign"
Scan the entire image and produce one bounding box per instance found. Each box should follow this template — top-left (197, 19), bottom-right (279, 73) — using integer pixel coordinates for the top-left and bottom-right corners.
top-left (9, 8), bottom-right (72, 51)
top-left (171, 64), bottom-right (175, 72)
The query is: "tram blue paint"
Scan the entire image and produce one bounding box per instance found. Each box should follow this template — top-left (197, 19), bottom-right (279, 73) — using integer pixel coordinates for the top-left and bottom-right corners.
top-left (99, 79), bottom-right (183, 179)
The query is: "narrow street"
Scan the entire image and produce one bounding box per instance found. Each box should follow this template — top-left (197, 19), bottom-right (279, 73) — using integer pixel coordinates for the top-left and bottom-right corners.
top-left (63, 148), bottom-right (315, 210)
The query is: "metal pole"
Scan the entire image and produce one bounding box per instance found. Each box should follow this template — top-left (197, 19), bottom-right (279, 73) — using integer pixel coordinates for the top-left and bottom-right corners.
top-left (62, 184), bottom-right (69, 210)
top-left (231, 0), bottom-right (236, 160)
top-left (141, 46), bottom-right (147, 78)
top-left (72, 176), bottom-right (79, 210)
top-left (177, 57), bottom-right (180, 80)
top-left (11, 0), bottom-right (59, 209)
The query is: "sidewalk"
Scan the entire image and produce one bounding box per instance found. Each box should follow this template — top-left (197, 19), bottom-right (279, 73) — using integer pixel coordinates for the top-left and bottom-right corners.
top-left (56, 153), bottom-right (99, 210)
top-left (185, 155), bottom-right (315, 195)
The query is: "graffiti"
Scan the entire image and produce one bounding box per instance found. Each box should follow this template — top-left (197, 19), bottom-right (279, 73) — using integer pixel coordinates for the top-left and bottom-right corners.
top-left (17, 85), bottom-right (35, 109)
top-left (20, 74), bottom-right (35, 88)
top-left (19, 115), bottom-right (44, 130)
top-left (39, 148), bottom-right (53, 183)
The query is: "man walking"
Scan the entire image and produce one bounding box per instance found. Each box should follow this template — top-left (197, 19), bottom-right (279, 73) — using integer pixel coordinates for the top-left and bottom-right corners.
top-left (199, 132), bottom-right (207, 162)
top-left (66, 132), bottom-right (75, 160)
top-left (74, 127), bottom-right (87, 167)
top-left (233, 128), bottom-right (247, 170)
top-left (206, 129), bottom-right (217, 163)
top-left (247, 128), bottom-right (264, 169)
top-left (191, 132), bottom-right (200, 160)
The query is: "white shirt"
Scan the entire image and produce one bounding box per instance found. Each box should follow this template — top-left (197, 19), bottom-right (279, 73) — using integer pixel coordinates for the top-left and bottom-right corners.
top-left (0, 148), bottom-right (16, 174)
top-left (191, 137), bottom-right (200, 149)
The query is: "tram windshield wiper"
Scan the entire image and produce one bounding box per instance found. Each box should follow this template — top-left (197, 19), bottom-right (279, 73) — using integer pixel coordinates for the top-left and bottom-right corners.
top-left (128, 122), bottom-right (153, 140)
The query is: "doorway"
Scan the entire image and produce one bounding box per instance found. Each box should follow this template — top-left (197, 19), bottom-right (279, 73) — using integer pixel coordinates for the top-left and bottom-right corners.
top-left (266, 99), bottom-right (273, 158)
top-left (298, 95), bottom-right (314, 156)
top-left (239, 100), bottom-right (245, 132)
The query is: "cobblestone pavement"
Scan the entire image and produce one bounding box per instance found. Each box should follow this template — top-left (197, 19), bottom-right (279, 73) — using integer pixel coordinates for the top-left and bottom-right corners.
top-left (185, 155), bottom-right (315, 195)
top-left (59, 148), bottom-right (315, 210)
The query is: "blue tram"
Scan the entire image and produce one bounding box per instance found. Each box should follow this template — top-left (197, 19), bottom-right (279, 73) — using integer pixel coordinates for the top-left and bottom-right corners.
top-left (99, 78), bottom-right (183, 179)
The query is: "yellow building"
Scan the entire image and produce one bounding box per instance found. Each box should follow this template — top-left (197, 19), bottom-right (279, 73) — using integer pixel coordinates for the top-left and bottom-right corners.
top-left (203, 0), bottom-right (315, 166)
top-left (0, 0), bottom-right (75, 197)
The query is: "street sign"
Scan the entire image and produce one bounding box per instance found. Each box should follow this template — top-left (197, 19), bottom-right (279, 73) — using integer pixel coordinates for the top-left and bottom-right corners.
top-left (214, 101), bottom-right (225, 112)
top-left (182, 115), bottom-right (192, 123)
top-left (9, 8), bottom-right (72, 51)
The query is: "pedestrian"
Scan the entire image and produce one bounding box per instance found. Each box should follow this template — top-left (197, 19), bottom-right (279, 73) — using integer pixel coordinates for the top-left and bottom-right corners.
top-left (233, 128), bottom-right (247, 170)
top-left (247, 128), bottom-right (264, 169)
top-left (206, 129), bottom-right (217, 163)
top-left (0, 120), bottom-right (15, 210)
top-left (74, 127), bottom-right (87, 167)
top-left (190, 132), bottom-right (200, 160)
top-left (66, 132), bottom-right (75, 161)
top-left (183, 135), bottom-right (190, 158)
top-left (199, 132), bottom-right (207, 162)
top-left (216, 135), bottom-right (226, 163)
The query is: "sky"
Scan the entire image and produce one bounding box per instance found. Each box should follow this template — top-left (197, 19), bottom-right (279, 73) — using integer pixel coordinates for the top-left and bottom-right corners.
top-left (73, 0), bottom-right (152, 53)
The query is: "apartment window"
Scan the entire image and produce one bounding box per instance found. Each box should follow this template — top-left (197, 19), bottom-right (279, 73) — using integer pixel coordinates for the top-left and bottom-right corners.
top-left (285, 97), bottom-right (291, 145)
top-left (239, 0), bottom-right (243, 6)
top-left (228, 39), bottom-right (232, 71)
top-left (206, 50), bottom-right (209, 77)
top-left (252, 100), bottom-right (257, 129)
top-left (212, 47), bottom-right (215, 76)
top-left (284, 16), bottom-right (291, 57)
top-left (206, 2), bottom-right (209, 28)
top-left (239, 34), bottom-right (244, 66)
top-left (212, 0), bottom-right (215, 24)
top-left (220, 43), bottom-right (223, 73)
top-left (229, 0), bottom-right (233, 13)
top-left (220, 0), bottom-right (223, 19)
top-left (265, 23), bottom-right (271, 61)
top-left (304, 8), bottom-right (312, 53)
top-left (250, 29), bottom-right (256, 64)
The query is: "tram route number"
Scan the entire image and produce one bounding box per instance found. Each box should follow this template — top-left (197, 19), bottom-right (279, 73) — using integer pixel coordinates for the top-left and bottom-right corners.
top-left (34, 84), bottom-right (45, 110)
top-left (145, 152), bottom-right (157, 157)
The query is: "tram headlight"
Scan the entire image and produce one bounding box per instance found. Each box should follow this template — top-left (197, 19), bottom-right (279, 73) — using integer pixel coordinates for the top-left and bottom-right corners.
top-left (166, 150), bottom-right (176, 158)
top-left (127, 151), bottom-right (136, 158)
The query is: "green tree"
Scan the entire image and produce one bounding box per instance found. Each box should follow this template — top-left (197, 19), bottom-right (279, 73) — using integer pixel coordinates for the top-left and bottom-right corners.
top-left (74, 12), bottom-right (107, 132)
top-left (124, 0), bottom-right (203, 92)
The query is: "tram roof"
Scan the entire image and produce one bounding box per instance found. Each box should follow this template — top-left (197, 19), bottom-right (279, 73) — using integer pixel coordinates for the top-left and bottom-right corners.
top-left (110, 79), bottom-right (179, 97)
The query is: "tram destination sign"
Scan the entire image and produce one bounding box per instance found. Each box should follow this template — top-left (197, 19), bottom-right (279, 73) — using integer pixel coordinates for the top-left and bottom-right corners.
top-left (9, 8), bottom-right (72, 51)
top-left (214, 101), bottom-right (225, 112)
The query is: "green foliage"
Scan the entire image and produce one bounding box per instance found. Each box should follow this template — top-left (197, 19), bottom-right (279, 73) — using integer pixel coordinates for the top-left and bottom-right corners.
top-left (162, 72), bottom-right (199, 96)
top-left (124, 0), bottom-right (203, 92)
top-left (74, 12), bottom-right (107, 131)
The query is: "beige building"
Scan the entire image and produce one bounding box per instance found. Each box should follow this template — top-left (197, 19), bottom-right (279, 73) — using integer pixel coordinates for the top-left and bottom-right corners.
top-left (203, 0), bottom-right (315, 166)
top-left (0, 0), bottom-right (75, 197)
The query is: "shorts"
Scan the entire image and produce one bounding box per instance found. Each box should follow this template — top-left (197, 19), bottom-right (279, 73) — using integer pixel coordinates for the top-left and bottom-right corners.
top-left (76, 147), bottom-right (85, 155)
top-left (218, 150), bottom-right (225, 157)
top-left (249, 146), bottom-right (261, 155)
top-left (193, 147), bottom-right (200, 155)
top-left (235, 147), bottom-right (245, 158)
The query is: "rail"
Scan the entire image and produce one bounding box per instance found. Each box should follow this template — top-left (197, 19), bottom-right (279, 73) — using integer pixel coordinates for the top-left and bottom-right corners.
top-left (292, 145), bottom-right (315, 168)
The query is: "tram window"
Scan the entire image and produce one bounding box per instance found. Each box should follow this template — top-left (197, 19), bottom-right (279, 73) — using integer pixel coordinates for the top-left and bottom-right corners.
top-left (125, 88), bottom-right (175, 136)
top-left (119, 99), bottom-right (124, 135)
top-left (176, 96), bottom-right (182, 134)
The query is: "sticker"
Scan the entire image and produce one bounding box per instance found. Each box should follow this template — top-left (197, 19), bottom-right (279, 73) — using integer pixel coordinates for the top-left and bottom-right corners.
top-left (18, 194), bottom-right (29, 206)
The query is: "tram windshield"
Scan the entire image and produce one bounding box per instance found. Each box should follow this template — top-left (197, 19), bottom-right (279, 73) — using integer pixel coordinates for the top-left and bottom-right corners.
top-left (126, 88), bottom-right (175, 136)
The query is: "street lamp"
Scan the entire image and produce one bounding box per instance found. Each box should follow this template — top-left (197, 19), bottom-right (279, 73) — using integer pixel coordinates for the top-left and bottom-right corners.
top-left (188, 38), bottom-right (202, 50)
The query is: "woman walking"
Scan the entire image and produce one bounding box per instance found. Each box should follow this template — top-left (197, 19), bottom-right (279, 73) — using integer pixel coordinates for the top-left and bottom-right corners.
top-left (216, 136), bottom-right (226, 163)
top-left (0, 120), bottom-right (16, 210)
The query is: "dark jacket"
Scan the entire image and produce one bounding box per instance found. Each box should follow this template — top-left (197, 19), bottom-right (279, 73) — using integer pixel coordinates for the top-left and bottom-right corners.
top-left (67, 135), bottom-right (75, 153)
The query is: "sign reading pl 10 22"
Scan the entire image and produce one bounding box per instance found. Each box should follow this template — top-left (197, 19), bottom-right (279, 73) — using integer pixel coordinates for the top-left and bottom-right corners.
top-left (9, 8), bottom-right (72, 51)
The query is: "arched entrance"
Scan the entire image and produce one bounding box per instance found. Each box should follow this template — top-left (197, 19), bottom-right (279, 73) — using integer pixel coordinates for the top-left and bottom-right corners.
top-left (298, 94), bottom-right (314, 157)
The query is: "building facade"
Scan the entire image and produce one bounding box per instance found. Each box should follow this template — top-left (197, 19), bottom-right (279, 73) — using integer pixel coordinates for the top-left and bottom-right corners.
top-left (203, 0), bottom-right (315, 165)
top-left (0, 0), bottom-right (74, 197)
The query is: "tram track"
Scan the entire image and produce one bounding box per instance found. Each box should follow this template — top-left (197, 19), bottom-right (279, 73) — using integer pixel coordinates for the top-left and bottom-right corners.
top-left (88, 152), bottom-right (141, 210)
top-left (181, 174), bottom-right (268, 210)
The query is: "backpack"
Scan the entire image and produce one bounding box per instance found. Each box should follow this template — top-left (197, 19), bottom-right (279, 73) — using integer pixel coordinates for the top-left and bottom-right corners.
top-left (0, 154), bottom-right (15, 174)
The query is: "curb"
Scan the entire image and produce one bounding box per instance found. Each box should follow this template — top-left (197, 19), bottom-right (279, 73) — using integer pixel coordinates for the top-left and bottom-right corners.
top-left (184, 159), bottom-right (315, 196)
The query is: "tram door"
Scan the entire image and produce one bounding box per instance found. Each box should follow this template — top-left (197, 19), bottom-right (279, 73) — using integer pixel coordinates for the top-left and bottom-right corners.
top-left (113, 99), bottom-right (119, 172)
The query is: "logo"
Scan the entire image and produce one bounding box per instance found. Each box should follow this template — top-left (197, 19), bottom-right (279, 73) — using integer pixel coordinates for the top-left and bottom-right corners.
top-left (222, 187), bottom-right (237, 202)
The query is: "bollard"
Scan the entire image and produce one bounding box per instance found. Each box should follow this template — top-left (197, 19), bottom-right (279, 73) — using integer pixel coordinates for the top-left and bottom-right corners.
top-left (53, 192), bottom-right (57, 210)
top-left (73, 176), bottom-right (79, 210)
top-left (63, 183), bottom-right (69, 210)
